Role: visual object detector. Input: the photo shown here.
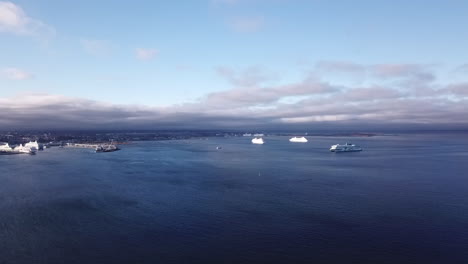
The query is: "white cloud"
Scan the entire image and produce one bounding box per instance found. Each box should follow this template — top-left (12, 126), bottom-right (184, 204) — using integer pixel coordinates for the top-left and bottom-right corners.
top-left (136, 48), bottom-right (158, 61)
top-left (454, 64), bottom-right (468, 74)
top-left (216, 66), bottom-right (276, 87)
top-left (1, 62), bottom-right (468, 129)
top-left (80, 38), bottom-right (113, 56)
top-left (315, 61), bottom-right (435, 84)
top-left (0, 1), bottom-right (55, 38)
top-left (229, 16), bottom-right (265, 33)
top-left (1, 67), bottom-right (34, 80)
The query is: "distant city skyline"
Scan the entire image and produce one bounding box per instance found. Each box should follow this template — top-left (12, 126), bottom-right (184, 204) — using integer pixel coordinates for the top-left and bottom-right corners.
top-left (1, 0), bottom-right (467, 129)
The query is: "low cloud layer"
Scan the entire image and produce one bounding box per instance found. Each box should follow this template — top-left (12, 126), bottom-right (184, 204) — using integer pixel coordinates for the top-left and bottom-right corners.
top-left (1, 62), bottom-right (468, 130)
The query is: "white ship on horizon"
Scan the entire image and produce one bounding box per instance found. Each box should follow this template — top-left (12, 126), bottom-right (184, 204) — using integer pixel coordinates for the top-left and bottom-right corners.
top-left (24, 141), bottom-right (41, 151)
top-left (289, 137), bottom-right (308, 143)
top-left (251, 138), bottom-right (264, 144)
top-left (0, 143), bottom-right (14, 154)
top-left (330, 143), bottom-right (362, 152)
top-left (0, 142), bottom-right (36, 155)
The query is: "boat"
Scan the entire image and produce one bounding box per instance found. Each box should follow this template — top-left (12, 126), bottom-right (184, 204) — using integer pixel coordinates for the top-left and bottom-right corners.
top-left (24, 141), bottom-right (43, 151)
top-left (242, 133), bottom-right (252, 137)
top-left (0, 143), bottom-right (36, 155)
top-left (14, 144), bottom-right (37, 154)
top-left (216, 146), bottom-right (222, 150)
top-left (330, 143), bottom-right (362, 152)
top-left (251, 138), bottom-right (264, 144)
top-left (0, 143), bottom-right (15, 154)
top-left (95, 144), bottom-right (120, 153)
top-left (253, 133), bottom-right (264, 137)
top-left (289, 136), bottom-right (308, 143)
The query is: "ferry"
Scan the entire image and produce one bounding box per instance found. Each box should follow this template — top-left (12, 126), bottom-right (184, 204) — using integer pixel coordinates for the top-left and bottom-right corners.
top-left (330, 143), bottom-right (362, 152)
top-left (95, 144), bottom-right (120, 153)
top-left (251, 138), bottom-right (264, 144)
top-left (289, 137), bottom-right (308, 143)
top-left (24, 141), bottom-right (43, 151)
top-left (15, 144), bottom-right (37, 154)
top-left (0, 143), bottom-right (14, 154)
top-left (0, 143), bottom-right (36, 155)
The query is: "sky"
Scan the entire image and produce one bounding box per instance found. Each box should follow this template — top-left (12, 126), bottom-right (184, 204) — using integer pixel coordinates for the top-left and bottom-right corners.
top-left (1, 0), bottom-right (468, 130)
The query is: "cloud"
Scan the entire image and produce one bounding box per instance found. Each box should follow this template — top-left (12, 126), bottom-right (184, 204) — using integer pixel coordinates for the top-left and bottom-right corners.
top-left (339, 86), bottom-right (403, 102)
top-left (316, 61), bottom-right (365, 73)
top-left (80, 38), bottom-right (113, 56)
top-left (315, 61), bottom-right (435, 82)
top-left (135, 48), bottom-right (158, 61)
top-left (229, 16), bottom-right (265, 33)
top-left (0, 1), bottom-right (55, 39)
top-left (1, 62), bottom-right (468, 130)
top-left (372, 64), bottom-right (435, 82)
top-left (454, 64), bottom-right (468, 74)
top-left (201, 80), bottom-right (336, 108)
top-left (1, 67), bottom-right (34, 80)
top-left (216, 66), bottom-right (276, 87)
top-left (443, 83), bottom-right (468, 96)
top-left (1, 84), bottom-right (467, 130)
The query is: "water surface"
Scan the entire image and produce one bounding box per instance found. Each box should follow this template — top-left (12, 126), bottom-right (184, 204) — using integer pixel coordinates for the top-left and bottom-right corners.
top-left (1, 133), bottom-right (468, 263)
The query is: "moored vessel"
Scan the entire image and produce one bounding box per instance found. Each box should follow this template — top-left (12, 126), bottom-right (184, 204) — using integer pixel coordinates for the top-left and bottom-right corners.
top-left (289, 137), bottom-right (308, 143)
top-left (24, 141), bottom-right (43, 151)
top-left (251, 138), bottom-right (264, 144)
top-left (330, 143), bottom-right (362, 152)
top-left (95, 144), bottom-right (120, 153)
top-left (0, 143), bottom-right (36, 155)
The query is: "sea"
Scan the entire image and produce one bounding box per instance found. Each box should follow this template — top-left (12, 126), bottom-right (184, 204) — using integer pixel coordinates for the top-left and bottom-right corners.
top-left (1, 133), bottom-right (468, 264)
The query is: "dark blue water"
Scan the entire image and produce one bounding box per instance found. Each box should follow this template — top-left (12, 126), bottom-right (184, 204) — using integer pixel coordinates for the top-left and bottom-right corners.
top-left (1, 133), bottom-right (468, 264)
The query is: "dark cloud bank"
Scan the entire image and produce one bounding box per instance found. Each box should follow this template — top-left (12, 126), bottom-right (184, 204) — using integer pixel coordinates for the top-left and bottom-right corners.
top-left (1, 62), bottom-right (468, 131)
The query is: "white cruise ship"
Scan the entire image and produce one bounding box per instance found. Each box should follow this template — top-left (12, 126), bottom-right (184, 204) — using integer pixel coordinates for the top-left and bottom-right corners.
top-left (14, 144), bottom-right (37, 154)
top-left (251, 138), bottom-right (264, 144)
top-left (24, 141), bottom-right (41, 151)
top-left (0, 143), bottom-right (14, 154)
top-left (0, 143), bottom-right (36, 154)
top-left (289, 137), bottom-right (308, 143)
top-left (330, 143), bottom-right (362, 152)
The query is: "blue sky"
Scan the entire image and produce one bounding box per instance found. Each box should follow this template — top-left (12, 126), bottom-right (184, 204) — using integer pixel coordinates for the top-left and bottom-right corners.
top-left (1, 0), bottom-right (468, 129)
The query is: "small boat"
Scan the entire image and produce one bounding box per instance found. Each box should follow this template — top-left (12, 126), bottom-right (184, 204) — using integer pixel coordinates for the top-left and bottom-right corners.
top-left (330, 143), bottom-right (362, 152)
top-left (253, 133), bottom-right (264, 137)
top-left (289, 136), bottom-right (308, 143)
top-left (216, 146), bottom-right (222, 150)
top-left (95, 144), bottom-right (120, 153)
top-left (251, 138), bottom-right (264, 144)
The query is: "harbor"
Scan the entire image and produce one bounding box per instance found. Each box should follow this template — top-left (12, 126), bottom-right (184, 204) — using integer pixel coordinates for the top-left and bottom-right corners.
top-left (0, 141), bottom-right (122, 155)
